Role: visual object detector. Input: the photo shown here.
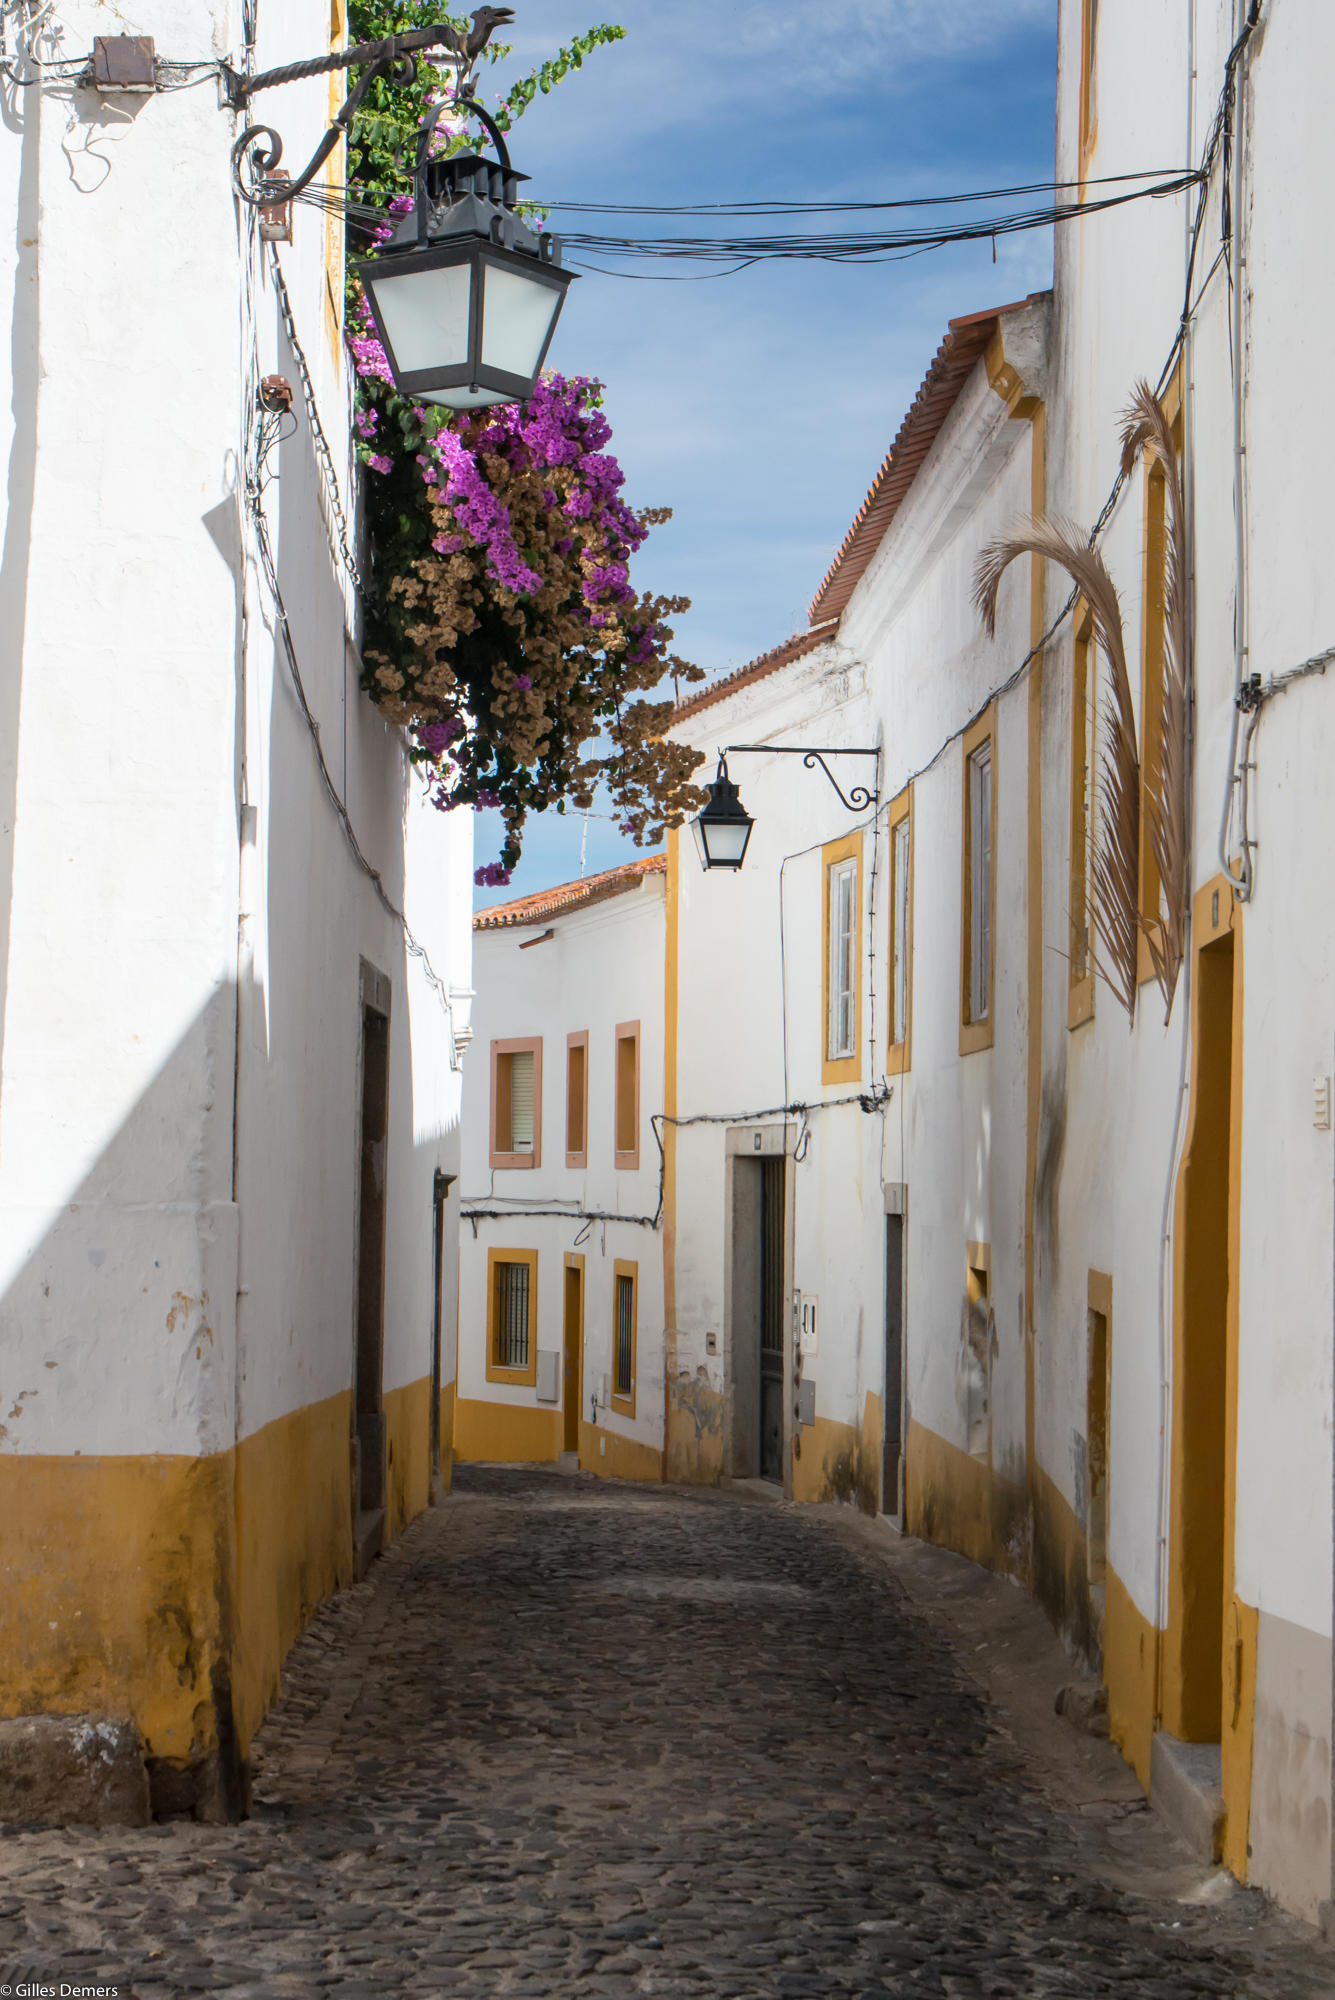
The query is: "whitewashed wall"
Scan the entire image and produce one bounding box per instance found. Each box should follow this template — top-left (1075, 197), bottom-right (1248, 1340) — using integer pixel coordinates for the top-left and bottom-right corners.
top-left (670, 303), bottom-right (1044, 1504)
top-left (1044, 0), bottom-right (1335, 1920)
top-left (0, 0), bottom-right (469, 1640)
top-left (460, 876), bottom-right (666, 1464)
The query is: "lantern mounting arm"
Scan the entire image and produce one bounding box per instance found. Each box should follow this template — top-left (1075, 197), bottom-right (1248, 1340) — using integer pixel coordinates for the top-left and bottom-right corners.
top-left (226, 12), bottom-right (514, 208)
top-left (722, 744), bottom-right (881, 815)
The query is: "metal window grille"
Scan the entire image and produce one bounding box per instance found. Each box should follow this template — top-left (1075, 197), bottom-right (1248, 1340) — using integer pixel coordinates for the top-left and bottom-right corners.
top-left (614, 1273), bottom-right (634, 1397)
top-left (828, 858), bottom-right (857, 1059)
top-left (892, 816), bottom-right (910, 1045)
top-left (968, 743), bottom-right (992, 1023)
top-left (494, 1260), bottom-right (530, 1369)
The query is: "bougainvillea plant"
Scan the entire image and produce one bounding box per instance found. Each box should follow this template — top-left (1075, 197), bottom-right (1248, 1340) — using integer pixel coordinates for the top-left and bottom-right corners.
top-left (346, 6), bottom-right (705, 883)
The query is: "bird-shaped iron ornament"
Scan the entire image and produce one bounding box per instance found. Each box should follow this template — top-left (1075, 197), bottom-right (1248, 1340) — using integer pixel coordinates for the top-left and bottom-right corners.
top-left (464, 6), bottom-right (517, 62)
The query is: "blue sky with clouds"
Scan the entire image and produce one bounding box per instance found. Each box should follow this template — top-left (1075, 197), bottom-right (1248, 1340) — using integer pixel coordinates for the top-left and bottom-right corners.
top-left (470, 0), bottom-right (1059, 906)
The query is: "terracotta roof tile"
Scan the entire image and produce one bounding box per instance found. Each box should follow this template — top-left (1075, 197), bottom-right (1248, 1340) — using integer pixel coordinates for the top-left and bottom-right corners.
top-left (807, 295), bottom-right (1045, 626)
top-left (670, 621), bottom-right (839, 726)
top-left (474, 853), bottom-right (666, 931)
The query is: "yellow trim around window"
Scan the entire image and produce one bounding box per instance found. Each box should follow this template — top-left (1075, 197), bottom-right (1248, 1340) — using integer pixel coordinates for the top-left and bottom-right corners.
top-left (610, 1258), bottom-right (638, 1418)
top-left (1069, 600), bottom-right (1095, 1029)
top-left (489, 1036), bottom-right (543, 1170)
top-left (1137, 369), bottom-right (1183, 987)
top-left (485, 1247), bottom-right (539, 1388)
top-left (565, 1030), bottom-right (589, 1168)
top-left (886, 786), bottom-right (913, 1076)
top-left (960, 707), bottom-right (997, 1056)
top-left (821, 829), bottom-right (863, 1086)
top-left (614, 1021), bottom-right (641, 1169)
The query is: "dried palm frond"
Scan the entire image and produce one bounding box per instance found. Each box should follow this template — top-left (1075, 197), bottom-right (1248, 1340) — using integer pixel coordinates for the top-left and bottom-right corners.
top-left (1119, 381), bottom-right (1188, 1020)
top-left (974, 516), bottom-right (1139, 1022)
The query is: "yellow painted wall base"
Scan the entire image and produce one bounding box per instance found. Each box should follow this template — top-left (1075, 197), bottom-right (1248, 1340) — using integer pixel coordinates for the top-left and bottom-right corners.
top-left (0, 1383), bottom-right (441, 1784)
top-left (579, 1421), bottom-right (664, 1483)
top-left (453, 1395), bottom-right (562, 1463)
top-left (232, 1389), bottom-right (355, 1751)
top-left (437, 1379), bottom-right (456, 1494)
top-left (794, 1393), bottom-right (882, 1512)
top-left (1222, 1594), bottom-right (1258, 1878)
top-left (666, 1366), bottom-right (725, 1484)
top-left (1031, 1461), bottom-right (1101, 1663)
top-left (1103, 1563), bottom-right (1157, 1788)
top-left (904, 1417), bottom-right (1028, 1572)
top-left (385, 1376), bottom-right (431, 1541)
top-left (0, 1451), bottom-right (236, 1766)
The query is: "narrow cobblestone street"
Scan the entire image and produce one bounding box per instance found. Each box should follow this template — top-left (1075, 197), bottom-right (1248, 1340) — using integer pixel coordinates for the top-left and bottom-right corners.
top-left (3, 1468), bottom-right (1333, 1998)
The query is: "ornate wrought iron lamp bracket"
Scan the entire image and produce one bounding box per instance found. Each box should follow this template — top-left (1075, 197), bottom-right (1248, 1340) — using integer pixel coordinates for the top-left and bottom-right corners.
top-left (722, 744), bottom-right (881, 814)
top-left (226, 12), bottom-right (514, 209)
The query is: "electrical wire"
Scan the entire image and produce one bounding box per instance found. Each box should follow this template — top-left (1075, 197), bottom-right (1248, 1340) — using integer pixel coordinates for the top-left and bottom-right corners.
top-left (267, 241), bottom-right (366, 604)
top-left (540, 168), bottom-right (1200, 218)
top-left (309, 168), bottom-right (1203, 272)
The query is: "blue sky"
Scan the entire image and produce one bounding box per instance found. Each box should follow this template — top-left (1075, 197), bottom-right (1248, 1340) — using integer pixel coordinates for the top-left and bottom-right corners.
top-left (470, 0), bottom-right (1059, 906)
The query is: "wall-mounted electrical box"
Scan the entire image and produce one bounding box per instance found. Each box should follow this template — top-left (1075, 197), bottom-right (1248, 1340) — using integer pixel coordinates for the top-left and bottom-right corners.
top-left (536, 1350), bottom-right (559, 1403)
top-left (92, 36), bottom-right (156, 91)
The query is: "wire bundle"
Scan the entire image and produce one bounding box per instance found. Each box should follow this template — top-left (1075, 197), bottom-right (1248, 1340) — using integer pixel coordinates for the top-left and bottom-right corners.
top-left (300, 167), bottom-right (1203, 274)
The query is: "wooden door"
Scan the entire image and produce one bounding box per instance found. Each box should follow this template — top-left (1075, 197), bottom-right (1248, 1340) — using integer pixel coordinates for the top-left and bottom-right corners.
top-left (562, 1260), bottom-right (583, 1453)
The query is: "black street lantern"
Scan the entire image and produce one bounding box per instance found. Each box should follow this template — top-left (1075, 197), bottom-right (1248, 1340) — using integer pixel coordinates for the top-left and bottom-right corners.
top-left (690, 744), bottom-right (881, 874)
top-left (355, 140), bottom-right (575, 411)
top-left (228, 15), bottom-right (574, 412)
top-left (691, 758), bottom-right (755, 872)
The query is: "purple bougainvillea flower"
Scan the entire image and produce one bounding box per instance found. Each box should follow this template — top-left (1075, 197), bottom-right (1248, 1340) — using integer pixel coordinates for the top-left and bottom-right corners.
top-left (418, 718), bottom-right (464, 756)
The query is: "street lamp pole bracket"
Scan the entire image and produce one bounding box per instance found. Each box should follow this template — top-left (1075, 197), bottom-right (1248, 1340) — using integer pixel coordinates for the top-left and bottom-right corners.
top-left (226, 13), bottom-right (515, 208)
top-left (722, 744), bottom-right (881, 815)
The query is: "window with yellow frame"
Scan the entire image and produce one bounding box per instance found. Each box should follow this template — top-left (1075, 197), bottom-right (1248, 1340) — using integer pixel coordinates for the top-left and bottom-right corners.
top-left (485, 1247), bottom-right (539, 1387)
top-left (821, 830), bottom-right (862, 1085)
top-left (887, 787), bottom-right (913, 1075)
top-left (611, 1259), bottom-right (637, 1417)
top-left (1137, 374), bottom-right (1184, 986)
top-left (960, 709), bottom-right (996, 1055)
top-left (1069, 601), bottom-right (1096, 1028)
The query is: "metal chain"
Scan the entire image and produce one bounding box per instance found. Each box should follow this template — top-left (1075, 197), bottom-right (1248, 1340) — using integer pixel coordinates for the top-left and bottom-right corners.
top-left (267, 240), bottom-right (366, 601)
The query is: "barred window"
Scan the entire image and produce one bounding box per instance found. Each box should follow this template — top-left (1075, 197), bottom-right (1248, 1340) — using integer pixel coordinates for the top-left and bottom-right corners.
top-left (494, 1258), bottom-right (531, 1370)
top-left (612, 1261), bottom-right (637, 1412)
top-left (614, 1276), bottom-right (634, 1396)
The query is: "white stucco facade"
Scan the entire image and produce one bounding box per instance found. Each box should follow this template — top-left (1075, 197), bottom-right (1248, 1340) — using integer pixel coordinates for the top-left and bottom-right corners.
top-left (658, 0), bottom-right (1335, 1926)
top-left (457, 860), bottom-right (666, 1479)
top-left (0, 0), bottom-right (471, 1809)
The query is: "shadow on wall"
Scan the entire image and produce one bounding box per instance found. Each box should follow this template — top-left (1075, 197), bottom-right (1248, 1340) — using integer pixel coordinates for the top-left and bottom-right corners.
top-left (0, 963), bottom-right (452, 1821)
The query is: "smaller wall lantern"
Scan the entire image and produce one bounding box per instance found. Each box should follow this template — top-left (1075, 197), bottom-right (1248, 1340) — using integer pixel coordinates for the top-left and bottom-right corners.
top-left (690, 757), bottom-right (755, 872)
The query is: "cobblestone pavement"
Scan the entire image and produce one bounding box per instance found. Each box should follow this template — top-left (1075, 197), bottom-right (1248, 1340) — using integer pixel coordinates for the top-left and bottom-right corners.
top-left (3, 1466), bottom-right (1334, 1998)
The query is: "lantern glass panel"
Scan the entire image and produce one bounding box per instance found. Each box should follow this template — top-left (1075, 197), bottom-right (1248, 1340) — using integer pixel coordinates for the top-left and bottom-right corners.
top-left (481, 263), bottom-right (562, 380)
top-left (369, 260), bottom-right (473, 374)
top-left (704, 819), bottom-right (751, 866)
